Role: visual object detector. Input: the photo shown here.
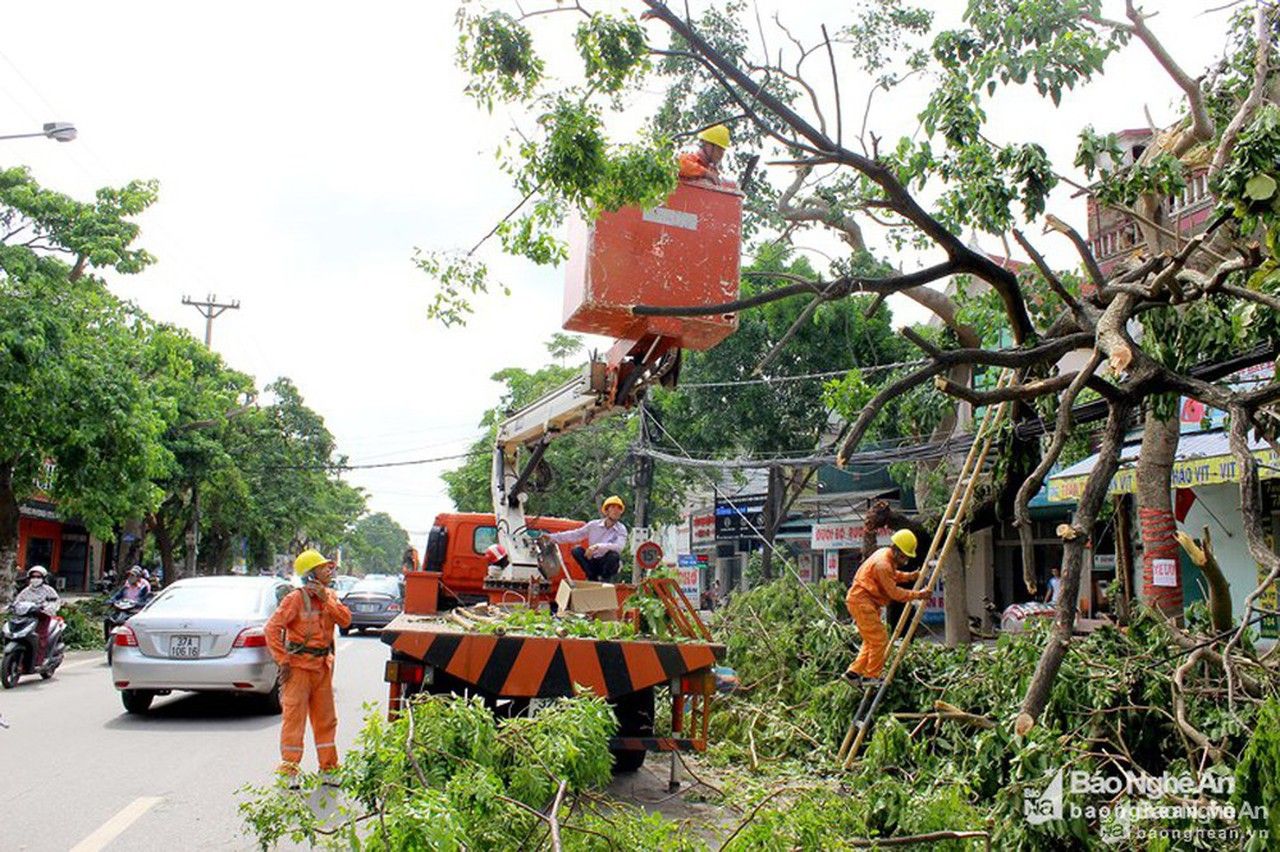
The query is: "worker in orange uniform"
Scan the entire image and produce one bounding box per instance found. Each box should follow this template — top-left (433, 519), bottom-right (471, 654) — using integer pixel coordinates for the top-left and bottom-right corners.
top-left (265, 548), bottom-right (352, 784)
top-left (678, 124), bottom-right (731, 184)
top-left (842, 529), bottom-right (930, 687)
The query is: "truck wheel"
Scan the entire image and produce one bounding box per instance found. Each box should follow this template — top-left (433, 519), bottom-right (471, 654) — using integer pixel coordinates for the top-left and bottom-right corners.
top-left (121, 689), bottom-right (154, 714)
top-left (610, 687), bottom-right (654, 773)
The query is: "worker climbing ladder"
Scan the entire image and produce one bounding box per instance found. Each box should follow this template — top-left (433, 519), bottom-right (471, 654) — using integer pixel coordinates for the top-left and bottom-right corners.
top-left (837, 368), bottom-right (1019, 769)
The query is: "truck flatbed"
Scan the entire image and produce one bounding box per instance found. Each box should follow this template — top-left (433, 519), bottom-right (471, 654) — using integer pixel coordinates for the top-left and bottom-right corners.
top-left (381, 612), bottom-right (725, 700)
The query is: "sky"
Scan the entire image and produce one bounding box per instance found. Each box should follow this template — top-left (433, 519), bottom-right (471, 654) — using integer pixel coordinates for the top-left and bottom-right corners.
top-left (0, 2), bottom-right (1230, 544)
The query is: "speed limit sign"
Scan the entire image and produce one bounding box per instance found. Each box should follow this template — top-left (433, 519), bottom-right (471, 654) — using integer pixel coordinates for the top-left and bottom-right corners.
top-left (635, 541), bottom-right (664, 571)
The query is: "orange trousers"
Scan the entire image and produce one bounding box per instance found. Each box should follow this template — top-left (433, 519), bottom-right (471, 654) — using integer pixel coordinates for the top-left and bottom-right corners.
top-left (277, 665), bottom-right (339, 774)
top-left (847, 596), bottom-right (889, 679)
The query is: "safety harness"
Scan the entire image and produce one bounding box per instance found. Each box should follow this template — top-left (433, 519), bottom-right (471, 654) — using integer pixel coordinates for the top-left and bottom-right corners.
top-left (284, 588), bottom-right (334, 657)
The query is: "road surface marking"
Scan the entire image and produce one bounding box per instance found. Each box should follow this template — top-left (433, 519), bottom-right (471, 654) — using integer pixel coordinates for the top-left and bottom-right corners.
top-left (70, 797), bottom-right (163, 852)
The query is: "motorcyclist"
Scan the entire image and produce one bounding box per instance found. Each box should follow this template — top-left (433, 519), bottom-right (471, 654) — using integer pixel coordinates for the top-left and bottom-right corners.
top-left (109, 566), bottom-right (152, 605)
top-left (14, 566), bottom-right (59, 665)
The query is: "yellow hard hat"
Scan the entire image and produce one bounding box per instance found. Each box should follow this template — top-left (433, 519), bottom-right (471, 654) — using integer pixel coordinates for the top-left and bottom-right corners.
top-left (294, 549), bottom-right (334, 577)
top-left (601, 495), bottom-right (625, 512)
top-left (890, 529), bottom-right (918, 559)
top-left (696, 124), bottom-right (731, 149)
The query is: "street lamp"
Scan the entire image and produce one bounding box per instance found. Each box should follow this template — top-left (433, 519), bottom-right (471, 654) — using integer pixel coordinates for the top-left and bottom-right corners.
top-left (0, 122), bottom-right (77, 143)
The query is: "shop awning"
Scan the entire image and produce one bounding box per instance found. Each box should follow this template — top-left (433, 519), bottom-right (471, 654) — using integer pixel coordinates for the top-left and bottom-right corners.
top-left (1046, 430), bottom-right (1280, 503)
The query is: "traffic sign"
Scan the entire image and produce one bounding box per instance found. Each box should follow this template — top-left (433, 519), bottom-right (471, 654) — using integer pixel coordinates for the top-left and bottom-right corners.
top-left (635, 541), bottom-right (664, 571)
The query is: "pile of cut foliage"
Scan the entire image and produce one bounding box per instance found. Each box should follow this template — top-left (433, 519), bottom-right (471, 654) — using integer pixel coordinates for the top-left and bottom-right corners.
top-left (240, 693), bottom-right (701, 850)
top-left (701, 576), bottom-right (1280, 849)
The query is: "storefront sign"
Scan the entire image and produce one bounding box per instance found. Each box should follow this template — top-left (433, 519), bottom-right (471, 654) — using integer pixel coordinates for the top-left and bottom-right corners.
top-left (691, 513), bottom-right (716, 544)
top-left (824, 549), bottom-right (840, 580)
top-left (677, 553), bottom-right (701, 600)
top-left (714, 499), bottom-right (766, 538)
top-left (1152, 558), bottom-right (1178, 588)
top-left (811, 522), bottom-right (865, 550)
top-left (1093, 553), bottom-right (1116, 573)
top-left (1049, 445), bottom-right (1280, 503)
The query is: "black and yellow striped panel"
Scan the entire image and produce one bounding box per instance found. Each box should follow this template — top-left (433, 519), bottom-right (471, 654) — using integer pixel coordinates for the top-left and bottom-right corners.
top-left (387, 627), bottom-right (724, 699)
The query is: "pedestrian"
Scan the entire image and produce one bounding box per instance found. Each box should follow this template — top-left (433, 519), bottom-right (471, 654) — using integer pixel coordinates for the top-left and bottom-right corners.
top-left (710, 578), bottom-right (723, 609)
top-left (842, 530), bottom-right (930, 687)
top-left (1044, 565), bottom-right (1063, 606)
top-left (265, 549), bottom-right (352, 785)
top-left (545, 496), bottom-right (628, 582)
top-left (401, 546), bottom-right (420, 573)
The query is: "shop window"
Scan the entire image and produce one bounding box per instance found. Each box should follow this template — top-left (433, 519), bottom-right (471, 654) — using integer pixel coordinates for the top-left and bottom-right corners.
top-left (25, 537), bottom-right (54, 571)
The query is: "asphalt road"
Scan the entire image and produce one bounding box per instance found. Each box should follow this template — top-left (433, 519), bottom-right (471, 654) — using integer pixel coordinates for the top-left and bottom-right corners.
top-left (0, 633), bottom-right (392, 851)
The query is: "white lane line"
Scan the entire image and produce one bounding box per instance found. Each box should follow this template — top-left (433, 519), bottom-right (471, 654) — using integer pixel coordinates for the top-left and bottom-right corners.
top-left (337, 640), bottom-right (353, 652)
top-left (70, 796), bottom-right (163, 852)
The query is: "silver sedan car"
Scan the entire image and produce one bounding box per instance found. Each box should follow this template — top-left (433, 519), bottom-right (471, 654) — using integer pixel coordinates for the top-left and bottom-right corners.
top-left (110, 575), bottom-right (291, 714)
top-left (340, 574), bottom-right (404, 633)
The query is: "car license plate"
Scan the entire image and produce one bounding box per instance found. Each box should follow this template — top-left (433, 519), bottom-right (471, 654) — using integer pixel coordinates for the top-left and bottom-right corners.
top-left (356, 604), bottom-right (379, 613)
top-left (169, 635), bottom-right (200, 658)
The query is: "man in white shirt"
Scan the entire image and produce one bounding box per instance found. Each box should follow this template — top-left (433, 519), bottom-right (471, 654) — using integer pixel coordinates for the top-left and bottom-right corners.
top-left (546, 496), bottom-right (628, 581)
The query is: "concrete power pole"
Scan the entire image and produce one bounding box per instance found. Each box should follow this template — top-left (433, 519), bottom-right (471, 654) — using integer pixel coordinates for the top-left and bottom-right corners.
top-left (180, 294), bottom-right (240, 575)
top-left (182, 293), bottom-right (240, 347)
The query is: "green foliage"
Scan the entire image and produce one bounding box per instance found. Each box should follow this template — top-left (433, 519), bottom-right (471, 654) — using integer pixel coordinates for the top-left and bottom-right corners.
top-left (443, 341), bottom-right (687, 524)
top-left (574, 14), bottom-right (649, 94)
top-left (1217, 104), bottom-right (1280, 234)
top-left (656, 245), bottom-right (911, 465)
top-left (342, 512), bottom-right (411, 574)
top-left (457, 10), bottom-right (543, 111)
top-left (240, 694), bottom-right (623, 851)
top-left (705, 581), bottom-right (1272, 848)
top-left (0, 177), bottom-right (167, 593)
top-left (1234, 696), bottom-right (1280, 842)
top-left (468, 607), bottom-right (639, 641)
top-left (413, 249), bottom-right (504, 329)
top-left (59, 598), bottom-right (107, 650)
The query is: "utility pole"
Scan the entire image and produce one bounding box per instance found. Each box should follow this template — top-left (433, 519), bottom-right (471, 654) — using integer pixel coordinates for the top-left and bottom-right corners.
top-left (180, 294), bottom-right (240, 575)
top-left (182, 293), bottom-right (240, 347)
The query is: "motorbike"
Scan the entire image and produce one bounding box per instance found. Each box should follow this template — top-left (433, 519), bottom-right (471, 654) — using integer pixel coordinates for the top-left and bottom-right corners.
top-left (104, 598), bottom-right (142, 664)
top-left (1, 599), bottom-right (66, 688)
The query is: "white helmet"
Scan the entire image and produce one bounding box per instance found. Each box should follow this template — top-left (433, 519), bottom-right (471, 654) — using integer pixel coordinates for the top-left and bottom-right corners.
top-left (27, 565), bottom-right (48, 578)
top-left (128, 566), bottom-right (144, 577)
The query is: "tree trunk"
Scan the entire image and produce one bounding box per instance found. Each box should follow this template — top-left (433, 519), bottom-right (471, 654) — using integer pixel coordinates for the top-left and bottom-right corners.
top-left (0, 461), bottom-right (21, 607)
top-left (941, 548), bottom-right (969, 647)
top-left (150, 512), bottom-right (178, 582)
top-left (759, 466), bottom-right (784, 582)
top-left (1137, 410), bottom-right (1182, 617)
top-left (1114, 495), bottom-right (1134, 626)
top-left (1019, 400), bottom-right (1132, 732)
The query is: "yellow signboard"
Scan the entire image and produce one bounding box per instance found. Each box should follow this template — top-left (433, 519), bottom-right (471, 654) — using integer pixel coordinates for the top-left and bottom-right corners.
top-left (1047, 446), bottom-right (1280, 503)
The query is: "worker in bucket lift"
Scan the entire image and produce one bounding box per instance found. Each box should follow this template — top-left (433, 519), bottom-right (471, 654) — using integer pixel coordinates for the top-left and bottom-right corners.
top-left (678, 124), bottom-right (732, 185)
top-left (545, 496), bottom-right (628, 582)
top-left (842, 529), bottom-right (930, 688)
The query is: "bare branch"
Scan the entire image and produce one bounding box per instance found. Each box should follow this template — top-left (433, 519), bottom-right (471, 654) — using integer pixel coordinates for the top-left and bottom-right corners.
top-left (1039, 215), bottom-right (1107, 294)
top-left (1212, 2), bottom-right (1275, 174)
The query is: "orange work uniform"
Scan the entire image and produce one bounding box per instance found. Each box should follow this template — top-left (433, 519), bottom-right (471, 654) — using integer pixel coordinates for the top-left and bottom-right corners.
top-left (678, 150), bottom-right (719, 181)
top-left (265, 587), bottom-right (352, 774)
top-left (845, 547), bottom-right (920, 679)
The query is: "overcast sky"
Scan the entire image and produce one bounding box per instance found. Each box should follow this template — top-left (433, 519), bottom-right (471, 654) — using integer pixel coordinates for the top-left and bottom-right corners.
top-left (1, 2), bottom-right (1226, 543)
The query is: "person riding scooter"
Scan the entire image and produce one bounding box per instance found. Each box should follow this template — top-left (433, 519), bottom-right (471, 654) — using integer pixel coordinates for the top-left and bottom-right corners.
top-left (13, 566), bottom-right (59, 666)
top-left (105, 566), bottom-right (152, 645)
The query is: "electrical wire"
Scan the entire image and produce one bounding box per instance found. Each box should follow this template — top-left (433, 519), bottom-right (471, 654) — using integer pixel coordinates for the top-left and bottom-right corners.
top-left (678, 358), bottom-right (928, 389)
top-left (641, 409), bottom-right (843, 624)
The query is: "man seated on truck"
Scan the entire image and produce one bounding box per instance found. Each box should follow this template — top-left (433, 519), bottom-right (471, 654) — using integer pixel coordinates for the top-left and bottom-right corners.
top-left (544, 496), bottom-right (628, 582)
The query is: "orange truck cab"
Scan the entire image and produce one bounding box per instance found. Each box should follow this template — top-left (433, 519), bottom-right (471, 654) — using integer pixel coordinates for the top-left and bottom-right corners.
top-left (411, 512), bottom-right (589, 610)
